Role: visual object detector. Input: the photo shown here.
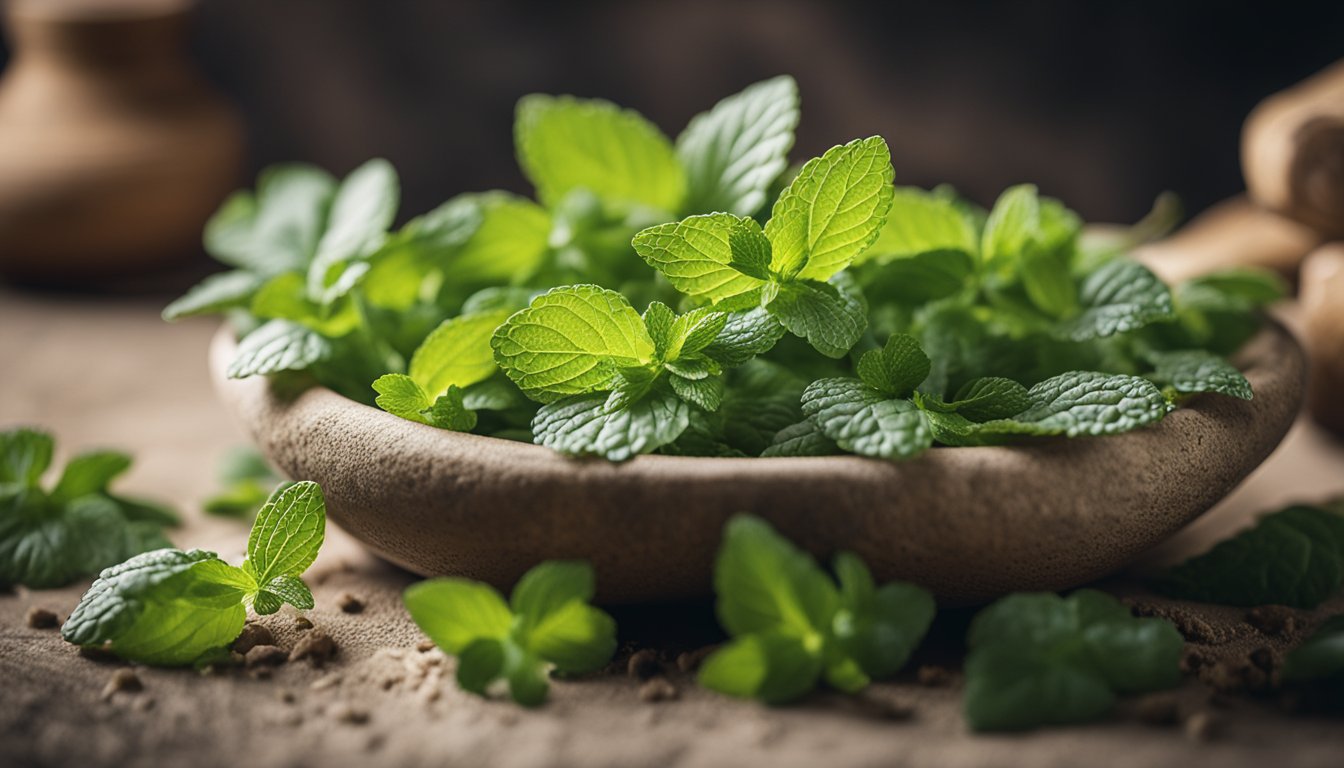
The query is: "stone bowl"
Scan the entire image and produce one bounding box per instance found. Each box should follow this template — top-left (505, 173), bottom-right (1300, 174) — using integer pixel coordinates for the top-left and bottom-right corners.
top-left (210, 323), bottom-right (1304, 605)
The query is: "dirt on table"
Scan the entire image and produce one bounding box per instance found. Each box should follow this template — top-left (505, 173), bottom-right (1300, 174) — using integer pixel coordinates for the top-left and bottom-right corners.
top-left (3, 292), bottom-right (1344, 768)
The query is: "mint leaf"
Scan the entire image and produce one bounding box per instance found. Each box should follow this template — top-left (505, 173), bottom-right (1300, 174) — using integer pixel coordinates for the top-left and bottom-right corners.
top-left (409, 310), bottom-right (511, 397)
top-left (308, 158), bottom-right (399, 298)
top-left (1146, 349), bottom-right (1252, 400)
top-left (61, 549), bottom-right (253, 666)
top-left (426, 386), bottom-right (478, 432)
top-left (861, 186), bottom-right (977, 264)
top-left (1282, 615), bottom-right (1344, 710)
top-left (701, 516), bottom-right (933, 704)
top-left (531, 384), bottom-right (689, 461)
top-left (964, 590), bottom-right (1182, 731)
top-left (50, 450), bottom-right (132, 504)
top-left (245, 481), bottom-right (326, 593)
top-left (373, 374), bottom-right (433, 423)
top-left (761, 420), bottom-right (839, 457)
top-left (857, 248), bottom-right (975, 305)
top-left (1057, 259), bottom-right (1174, 341)
top-left (676, 75), bottom-right (799, 217)
top-left (632, 214), bottom-right (768, 304)
top-left (981, 184), bottom-right (1040, 266)
top-left (1, 427), bottom-right (52, 487)
top-left (235, 164), bottom-right (336, 275)
top-left (702, 308), bottom-right (787, 367)
top-left (669, 374), bottom-right (724, 412)
top-left (445, 193), bottom-right (551, 286)
top-left (944, 377), bottom-right (1032, 422)
top-left (515, 94), bottom-right (685, 212)
top-left (162, 271), bottom-right (267, 321)
top-left (404, 560), bottom-right (615, 707)
top-left (978, 371), bottom-right (1171, 438)
top-left (491, 285), bottom-right (654, 403)
top-left (226, 319), bottom-right (333, 379)
top-left (765, 280), bottom-right (867, 359)
top-left (855, 333), bottom-right (929, 397)
top-left (802, 378), bottom-right (933, 460)
top-left (764, 136), bottom-right (894, 281)
top-left (1151, 504), bottom-right (1344, 609)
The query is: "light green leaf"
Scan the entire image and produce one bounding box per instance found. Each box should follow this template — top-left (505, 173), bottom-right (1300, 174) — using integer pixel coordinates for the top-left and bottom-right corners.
top-left (409, 310), bottom-right (511, 396)
top-left (713, 515), bottom-right (836, 637)
top-left (765, 280), bottom-right (867, 359)
top-left (245, 481), bottom-right (326, 585)
top-left (226, 319), bottom-right (333, 379)
top-left (447, 193), bottom-right (551, 285)
top-left (492, 285), bottom-right (655, 403)
top-left (456, 638), bottom-right (507, 695)
top-left (860, 186), bottom-right (977, 264)
top-left (373, 374), bottom-right (432, 424)
top-left (633, 214), bottom-right (769, 303)
top-left (202, 191), bottom-right (259, 266)
top-left (832, 552), bottom-right (935, 678)
top-left (857, 248), bottom-right (975, 305)
top-left (308, 158), bottom-right (400, 296)
top-left (1146, 350), bottom-right (1252, 400)
top-left (426, 386), bottom-right (478, 432)
top-left (515, 94), bottom-right (685, 212)
top-left (702, 307), bottom-right (787, 366)
top-left (699, 630), bottom-right (823, 704)
top-left (1057, 259), bottom-right (1174, 341)
top-left (49, 450), bottom-right (131, 503)
top-left (980, 184), bottom-right (1040, 266)
top-left (404, 577), bottom-right (513, 654)
top-left (979, 371), bottom-right (1171, 438)
top-left (531, 385), bottom-right (689, 461)
top-left (676, 75), bottom-right (799, 217)
top-left (255, 573), bottom-right (314, 613)
top-left (526, 601), bottom-right (617, 674)
top-left (163, 271), bottom-right (267, 321)
top-left (246, 164), bottom-right (337, 275)
top-left (250, 272), bottom-right (360, 336)
top-left (855, 333), bottom-right (929, 397)
top-left (802, 378), bottom-right (932, 460)
top-left (764, 136), bottom-right (894, 281)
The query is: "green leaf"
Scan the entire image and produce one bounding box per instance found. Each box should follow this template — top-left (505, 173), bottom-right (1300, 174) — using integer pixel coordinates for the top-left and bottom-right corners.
top-left (860, 187), bottom-right (978, 264)
top-left (713, 515), bottom-right (835, 637)
top-left (1, 427), bottom-right (53, 487)
top-left (702, 307), bottom-right (787, 366)
top-left (226, 319), bottom-right (333, 379)
top-left (802, 378), bottom-right (932, 460)
top-left (1057, 259), bottom-right (1174, 341)
top-left (256, 573), bottom-right (314, 613)
top-left (1146, 350), bottom-right (1252, 400)
top-left (250, 272), bottom-right (360, 336)
top-left (855, 333), bottom-right (929, 397)
top-left (964, 646), bottom-right (1116, 731)
top-left (61, 549), bottom-right (252, 666)
top-left (0, 495), bottom-right (170, 588)
top-left (764, 136), bottom-right (894, 281)
top-left (202, 190), bottom-right (259, 266)
top-left (456, 638), bottom-right (507, 695)
top-left (1151, 505), bottom-right (1344, 609)
top-left (515, 94), bottom-right (685, 212)
top-left (946, 377), bottom-right (1032, 422)
top-left (372, 374), bottom-right (432, 424)
top-left (526, 600), bottom-right (617, 674)
top-left (426, 386), bottom-right (478, 432)
top-left (765, 280), bottom-right (867, 359)
top-left (404, 577), bottom-right (513, 654)
top-left (245, 164), bottom-right (337, 274)
top-left (980, 184), bottom-right (1040, 266)
top-left (531, 384), bottom-right (689, 461)
top-left (761, 420), bottom-right (839, 457)
top-left (50, 450), bottom-right (131, 503)
top-left (699, 630), bottom-right (823, 704)
top-left (307, 159), bottom-right (400, 297)
top-left (446, 193), bottom-right (551, 285)
top-left (1282, 615), bottom-right (1344, 709)
top-left (632, 214), bottom-right (768, 304)
top-left (978, 371), bottom-right (1171, 438)
top-left (857, 249), bottom-right (975, 305)
top-left (669, 374), bottom-right (724, 412)
top-left (245, 481), bottom-right (326, 585)
top-left (511, 560), bottom-right (595, 625)
top-left (1020, 248), bottom-right (1078, 317)
top-left (409, 310), bottom-right (511, 396)
top-left (163, 271), bottom-right (267, 320)
top-left (676, 75), bottom-right (799, 217)
top-left (492, 285), bottom-right (655, 403)
top-left (831, 552), bottom-right (935, 678)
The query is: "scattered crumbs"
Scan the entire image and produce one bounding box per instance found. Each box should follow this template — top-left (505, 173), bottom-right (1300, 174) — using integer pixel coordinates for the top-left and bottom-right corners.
top-left (25, 606), bottom-right (59, 629)
top-left (416, 639), bottom-right (437, 653)
top-left (1198, 653), bottom-right (1273, 695)
top-left (1181, 647), bottom-right (1211, 675)
top-left (250, 667), bottom-right (274, 681)
top-left (132, 697), bottom-right (156, 713)
top-left (916, 665), bottom-right (954, 687)
top-left (337, 593), bottom-right (365, 614)
top-left (290, 630), bottom-right (338, 666)
top-left (276, 689), bottom-right (296, 704)
top-left (675, 645), bottom-right (718, 674)
top-left (328, 702), bottom-right (370, 725)
top-left (1245, 605), bottom-right (1298, 638)
top-left (101, 668), bottom-right (143, 700)
top-left (244, 644), bottom-right (289, 669)
top-left (78, 644), bottom-right (117, 663)
top-left (1129, 602), bottom-right (1224, 645)
top-left (627, 649), bottom-right (662, 680)
top-left (231, 623), bottom-right (276, 655)
top-left (639, 677), bottom-right (679, 703)
top-left (1134, 692), bottom-right (1181, 726)
top-left (311, 673), bottom-right (343, 692)
top-left (1248, 646), bottom-right (1277, 674)
top-left (1184, 711), bottom-right (1220, 742)
top-left (294, 616), bottom-right (314, 631)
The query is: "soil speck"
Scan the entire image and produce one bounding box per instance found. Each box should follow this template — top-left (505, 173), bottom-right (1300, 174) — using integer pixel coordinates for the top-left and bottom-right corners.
top-left (337, 593), bottom-right (365, 614)
top-left (675, 645), bottom-right (718, 674)
top-left (244, 645), bottom-right (288, 669)
top-left (101, 668), bottom-right (142, 700)
top-left (294, 616), bottom-right (314, 630)
top-left (329, 702), bottom-right (369, 725)
top-left (78, 644), bottom-right (117, 663)
top-left (627, 649), bottom-right (661, 680)
top-left (416, 639), bottom-right (436, 653)
top-left (1130, 603), bottom-right (1224, 644)
top-left (290, 630), bottom-right (338, 666)
top-left (1245, 605), bottom-right (1298, 638)
top-left (232, 623), bottom-right (275, 655)
top-left (639, 677), bottom-right (678, 702)
top-left (26, 606), bottom-right (59, 629)
top-left (916, 665), bottom-right (954, 687)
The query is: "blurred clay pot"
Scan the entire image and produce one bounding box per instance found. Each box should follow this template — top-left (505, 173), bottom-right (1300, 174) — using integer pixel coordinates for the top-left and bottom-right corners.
top-left (0, 0), bottom-right (243, 285)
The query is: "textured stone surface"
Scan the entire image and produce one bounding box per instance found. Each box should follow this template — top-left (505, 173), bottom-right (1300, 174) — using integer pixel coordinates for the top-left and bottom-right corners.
top-left (212, 323), bottom-right (1305, 605)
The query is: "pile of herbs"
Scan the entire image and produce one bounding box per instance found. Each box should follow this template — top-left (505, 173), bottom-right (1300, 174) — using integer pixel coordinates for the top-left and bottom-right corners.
top-left (165, 76), bottom-right (1281, 462)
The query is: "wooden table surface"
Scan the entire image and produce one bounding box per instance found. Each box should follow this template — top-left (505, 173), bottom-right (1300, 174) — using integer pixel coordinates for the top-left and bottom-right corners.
top-left (2, 287), bottom-right (1343, 768)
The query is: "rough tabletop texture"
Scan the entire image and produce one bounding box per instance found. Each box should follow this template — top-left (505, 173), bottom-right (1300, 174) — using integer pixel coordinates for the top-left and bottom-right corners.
top-left (2, 288), bottom-right (1343, 768)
